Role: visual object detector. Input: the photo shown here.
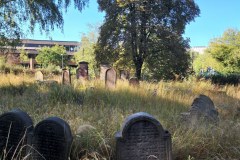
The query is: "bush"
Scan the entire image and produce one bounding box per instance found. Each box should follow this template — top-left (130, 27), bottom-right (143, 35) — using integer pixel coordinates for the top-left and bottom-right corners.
top-left (211, 74), bottom-right (240, 86)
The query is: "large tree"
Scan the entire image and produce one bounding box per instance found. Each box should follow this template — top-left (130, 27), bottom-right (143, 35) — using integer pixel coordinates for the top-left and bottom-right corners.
top-left (95, 0), bottom-right (200, 79)
top-left (0, 0), bottom-right (89, 50)
top-left (206, 28), bottom-right (240, 73)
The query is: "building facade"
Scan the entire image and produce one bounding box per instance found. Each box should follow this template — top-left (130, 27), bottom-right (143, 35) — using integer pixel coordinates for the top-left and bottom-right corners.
top-left (0, 39), bottom-right (80, 69)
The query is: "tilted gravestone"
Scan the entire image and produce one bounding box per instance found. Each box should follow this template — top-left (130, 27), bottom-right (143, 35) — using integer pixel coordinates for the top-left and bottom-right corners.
top-left (116, 112), bottom-right (172, 160)
top-left (181, 94), bottom-right (219, 125)
top-left (0, 109), bottom-right (33, 160)
top-left (62, 69), bottom-right (71, 85)
top-left (100, 63), bottom-right (110, 80)
top-left (35, 71), bottom-right (44, 81)
top-left (31, 117), bottom-right (73, 160)
top-left (76, 61), bottom-right (89, 80)
top-left (129, 77), bottom-right (139, 87)
top-left (120, 70), bottom-right (130, 80)
top-left (105, 68), bottom-right (117, 89)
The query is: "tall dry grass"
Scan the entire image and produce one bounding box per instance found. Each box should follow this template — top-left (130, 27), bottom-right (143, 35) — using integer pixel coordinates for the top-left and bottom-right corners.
top-left (0, 73), bottom-right (239, 160)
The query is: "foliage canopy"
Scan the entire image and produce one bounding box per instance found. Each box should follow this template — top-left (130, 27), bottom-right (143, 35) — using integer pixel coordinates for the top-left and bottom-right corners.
top-left (36, 45), bottom-right (67, 68)
top-left (206, 28), bottom-right (240, 73)
top-left (0, 0), bottom-right (89, 49)
top-left (95, 0), bottom-right (200, 79)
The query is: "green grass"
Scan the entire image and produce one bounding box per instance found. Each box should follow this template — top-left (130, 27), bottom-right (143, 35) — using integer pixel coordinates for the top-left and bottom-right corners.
top-left (0, 74), bottom-right (239, 160)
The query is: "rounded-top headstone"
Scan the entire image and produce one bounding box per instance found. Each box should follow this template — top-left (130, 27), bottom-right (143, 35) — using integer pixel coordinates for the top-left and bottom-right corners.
top-left (100, 63), bottom-right (111, 80)
top-left (189, 94), bottom-right (219, 123)
top-left (35, 71), bottom-right (44, 81)
top-left (115, 112), bottom-right (172, 160)
top-left (31, 117), bottom-right (73, 160)
top-left (0, 109), bottom-right (33, 159)
top-left (105, 68), bottom-right (117, 89)
top-left (129, 77), bottom-right (139, 86)
top-left (76, 61), bottom-right (89, 80)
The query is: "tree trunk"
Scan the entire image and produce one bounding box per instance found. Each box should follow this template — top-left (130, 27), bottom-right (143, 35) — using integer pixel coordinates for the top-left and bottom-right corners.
top-left (134, 58), bottom-right (143, 80)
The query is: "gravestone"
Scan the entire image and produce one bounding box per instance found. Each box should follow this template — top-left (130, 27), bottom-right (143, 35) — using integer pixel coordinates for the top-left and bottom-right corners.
top-left (76, 61), bottom-right (89, 80)
top-left (120, 70), bottom-right (130, 80)
top-left (0, 109), bottom-right (33, 159)
top-left (129, 77), bottom-right (139, 86)
top-left (35, 71), bottom-right (44, 81)
top-left (116, 112), bottom-right (172, 160)
top-left (31, 117), bottom-right (73, 160)
top-left (62, 69), bottom-right (71, 85)
top-left (181, 94), bottom-right (219, 125)
top-left (105, 68), bottom-right (117, 89)
top-left (100, 63), bottom-right (110, 80)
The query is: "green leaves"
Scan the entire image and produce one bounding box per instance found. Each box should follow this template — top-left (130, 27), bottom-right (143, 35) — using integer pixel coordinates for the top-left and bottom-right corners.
top-left (207, 28), bottom-right (240, 73)
top-left (0, 0), bottom-right (89, 49)
top-left (96, 0), bottom-right (200, 79)
top-left (36, 45), bottom-right (67, 68)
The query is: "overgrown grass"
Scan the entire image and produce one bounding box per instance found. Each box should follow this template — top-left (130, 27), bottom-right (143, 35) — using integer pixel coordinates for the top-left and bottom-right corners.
top-left (0, 74), bottom-right (239, 160)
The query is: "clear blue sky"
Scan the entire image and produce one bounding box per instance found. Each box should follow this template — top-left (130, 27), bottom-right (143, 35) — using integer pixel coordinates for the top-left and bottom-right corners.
top-left (24, 0), bottom-right (240, 47)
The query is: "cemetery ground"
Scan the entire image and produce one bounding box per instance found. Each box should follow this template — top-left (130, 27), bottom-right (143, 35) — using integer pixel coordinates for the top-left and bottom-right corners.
top-left (0, 74), bottom-right (239, 160)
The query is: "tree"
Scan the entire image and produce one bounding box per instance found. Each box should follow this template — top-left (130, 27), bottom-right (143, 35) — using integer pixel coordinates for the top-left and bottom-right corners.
top-left (193, 51), bottom-right (224, 75)
top-left (207, 28), bottom-right (240, 73)
top-left (36, 45), bottom-right (67, 68)
top-left (95, 0), bottom-right (200, 79)
top-left (0, 0), bottom-right (89, 50)
top-left (75, 29), bottom-right (99, 78)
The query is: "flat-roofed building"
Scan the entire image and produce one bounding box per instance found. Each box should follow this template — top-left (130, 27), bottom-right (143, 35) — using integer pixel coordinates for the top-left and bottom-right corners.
top-left (0, 39), bottom-right (80, 69)
top-left (190, 46), bottom-right (207, 54)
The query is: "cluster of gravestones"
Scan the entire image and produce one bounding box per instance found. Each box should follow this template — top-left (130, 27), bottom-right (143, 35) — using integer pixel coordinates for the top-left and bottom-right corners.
top-left (35, 62), bottom-right (139, 87)
top-left (0, 95), bottom-right (219, 160)
top-left (0, 110), bottom-right (172, 160)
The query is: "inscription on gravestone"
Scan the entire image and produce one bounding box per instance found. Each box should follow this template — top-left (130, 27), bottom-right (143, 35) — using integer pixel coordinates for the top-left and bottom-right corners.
top-left (105, 68), bottom-right (117, 89)
top-left (76, 61), bottom-right (89, 80)
top-left (116, 112), bottom-right (172, 160)
top-left (62, 69), bottom-right (71, 85)
top-left (0, 109), bottom-right (33, 160)
top-left (31, 117), bottom-right (73, 160)
top-left (35, 71), bottom-right (44, 81)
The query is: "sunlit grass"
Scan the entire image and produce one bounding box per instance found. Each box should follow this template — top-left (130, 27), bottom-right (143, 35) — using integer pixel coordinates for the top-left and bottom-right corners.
top-left (0, 73), bottom-right (239, 160)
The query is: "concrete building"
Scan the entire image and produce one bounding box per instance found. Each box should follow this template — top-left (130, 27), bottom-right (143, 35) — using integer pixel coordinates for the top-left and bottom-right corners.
top-left (0, 39), bottom-right (80, 69)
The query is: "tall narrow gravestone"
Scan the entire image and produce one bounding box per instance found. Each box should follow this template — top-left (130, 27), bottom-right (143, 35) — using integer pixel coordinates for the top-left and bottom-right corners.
top-left (100, 63), bottom-right (110, 80)
top-left (115, 112), bottom-right (172, 160)
top-left (120, 70), bottom-right (130, 80)
top-left (105, 68), bottom-right (117, 89)
top-left (35, 71), bottom-right (44, 81)
top-left (62, 69), bottom-right (71, 85)
top-left (0, 109), bottom-right (33, 159)
top-left (31, 117), bottom-right (73, 160)
top-left (76, 61), bottom-right (89, 80)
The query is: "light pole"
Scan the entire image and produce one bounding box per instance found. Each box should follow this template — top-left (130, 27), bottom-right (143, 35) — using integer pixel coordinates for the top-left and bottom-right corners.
top-left (61, 54), bottom-right (63, 69)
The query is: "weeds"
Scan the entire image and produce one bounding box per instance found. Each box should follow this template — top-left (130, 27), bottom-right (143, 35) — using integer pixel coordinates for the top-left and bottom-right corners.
top-left (0, 74), bottom-right (239, 160)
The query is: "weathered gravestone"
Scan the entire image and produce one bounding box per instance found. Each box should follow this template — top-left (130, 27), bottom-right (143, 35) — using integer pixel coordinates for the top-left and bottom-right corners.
top-left (62, 69), bottom-right (71, 85)
top-left (0, 109), bottom-right (33, 159)
top-left (31, 117), bottom-right (73, 160)
top-left (129, 77), bottom-right (139, 87)
top-left (105, 68), bottom-right (117, 89)
top-left (76, 61), bottom-right (89, 80)
top-left (120, 70), bottom-right (130, 80)
top-left (100, 63), bottom-right (110, 80)
top-left (35, 71), bottom-right (44, 81)
top-left (181, 94), bottom-right (219, 125)
top-left (116, 112), bottom-right (172, 160)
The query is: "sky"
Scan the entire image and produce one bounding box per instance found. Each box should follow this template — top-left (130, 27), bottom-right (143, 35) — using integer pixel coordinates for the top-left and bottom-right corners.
top-left (24, 0), bottom-right (240, 47)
